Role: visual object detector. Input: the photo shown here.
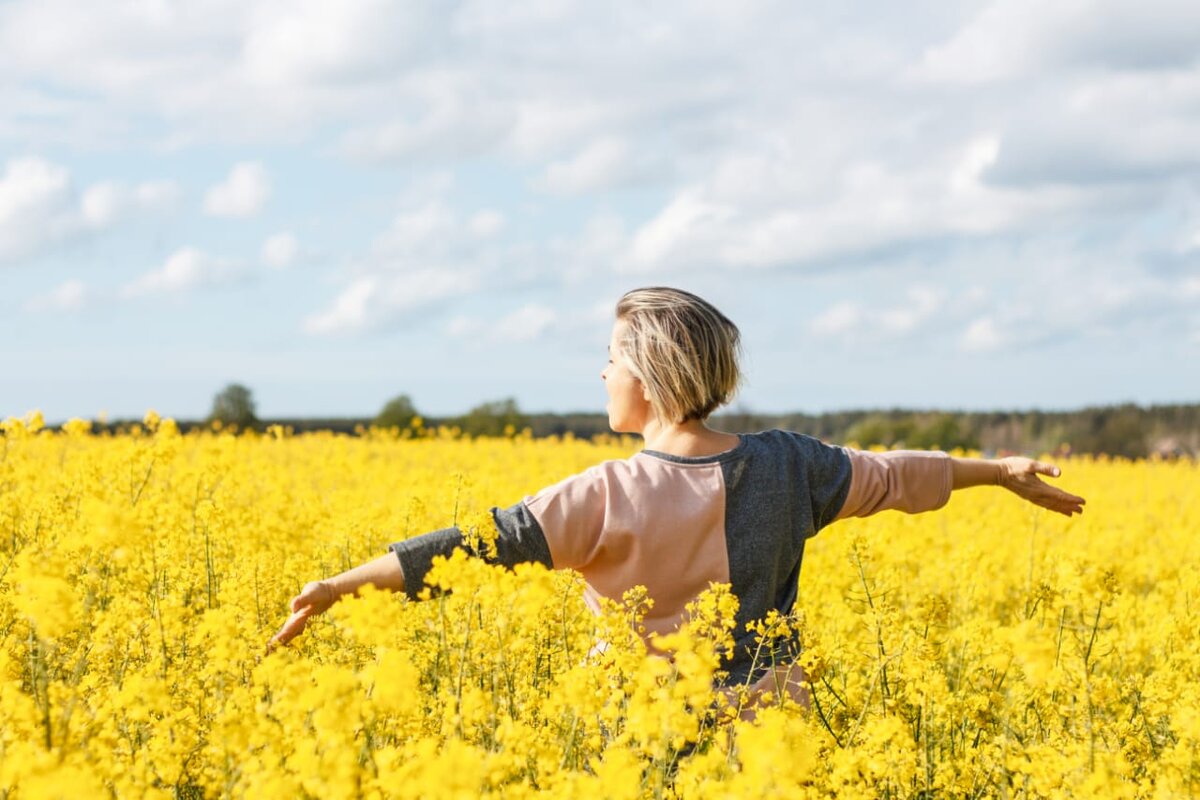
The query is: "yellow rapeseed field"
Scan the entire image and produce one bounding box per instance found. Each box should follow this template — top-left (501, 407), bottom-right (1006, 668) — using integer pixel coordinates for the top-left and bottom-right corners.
top-left (1, 410), bottom-right (1198, 798)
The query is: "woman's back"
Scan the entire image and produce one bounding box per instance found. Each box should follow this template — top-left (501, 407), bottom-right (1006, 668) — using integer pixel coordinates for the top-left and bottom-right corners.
top-left (514, 429), bottom-right (854, 684)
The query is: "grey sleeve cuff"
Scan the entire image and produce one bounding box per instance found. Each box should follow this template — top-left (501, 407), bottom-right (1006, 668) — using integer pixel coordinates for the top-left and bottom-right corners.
top-left (389, 526), bottom-right (465, 600)
top-left (388, 502), bottom-right (554, 600)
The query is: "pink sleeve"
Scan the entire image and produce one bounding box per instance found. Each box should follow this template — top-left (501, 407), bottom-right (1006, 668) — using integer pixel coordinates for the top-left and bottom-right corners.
top-left (523, 468), bottom-right (606, 570)
top-left (835, 449), bottom-right (953, 520)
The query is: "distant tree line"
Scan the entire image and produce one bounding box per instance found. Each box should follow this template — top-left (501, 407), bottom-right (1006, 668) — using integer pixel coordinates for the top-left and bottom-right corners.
top-left (520, 405), bottom-right (1200, 457)
top-left (203, 386), bottom-right (531, 439)
top-left (709, 405), bottom-right (1200, 458)
top-left (72, 383), bottom-right (1200, 458)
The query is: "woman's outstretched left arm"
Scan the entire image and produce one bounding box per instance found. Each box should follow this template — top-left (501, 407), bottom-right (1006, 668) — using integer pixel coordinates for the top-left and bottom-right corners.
top-left (832, 449), bottom-right (1086, 522)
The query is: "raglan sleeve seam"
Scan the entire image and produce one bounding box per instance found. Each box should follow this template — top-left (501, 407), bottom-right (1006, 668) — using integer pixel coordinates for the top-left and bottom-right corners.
top-left (524, 465), bottom-right (608, 571)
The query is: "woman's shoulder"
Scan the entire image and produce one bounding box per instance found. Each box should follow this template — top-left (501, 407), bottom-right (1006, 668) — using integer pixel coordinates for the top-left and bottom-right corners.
top-left (525, 456), bottom-right (636, 504)
top-left (520, 456), bottom-right (654, 535)
top-left (740, 428), bottom-right (838, 450)
top-left (738, 429), bottom-right (852, 471)
top-left (528, 445), bottom-right (728, 509)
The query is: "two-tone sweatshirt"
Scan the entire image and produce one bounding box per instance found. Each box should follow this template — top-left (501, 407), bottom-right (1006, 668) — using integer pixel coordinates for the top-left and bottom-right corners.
top-left (390, 429), bottom-right (952, 686)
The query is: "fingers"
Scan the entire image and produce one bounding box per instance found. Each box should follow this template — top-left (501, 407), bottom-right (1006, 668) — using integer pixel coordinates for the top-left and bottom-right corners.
top-left (266, 607), bottom-right (311, 653)
top-left (1030, 460), bottom-right (1061, 478)
top-left (1036, 486), bottom-right (1086, 516)
top-left (1046, 498), bottom-right (1084, 516)
top-left (999, 457), bottom-right (1061, 489)
top-left (1007, 464), bottom-right (1086, 517)
top-left (290, 584), bottom-right (317, 612)
top-left (272, 582), bottom-right (337, 652)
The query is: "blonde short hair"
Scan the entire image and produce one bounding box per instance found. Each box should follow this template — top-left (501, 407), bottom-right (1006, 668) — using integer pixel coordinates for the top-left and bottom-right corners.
top-left (615, 287), bottom-right (742, 423)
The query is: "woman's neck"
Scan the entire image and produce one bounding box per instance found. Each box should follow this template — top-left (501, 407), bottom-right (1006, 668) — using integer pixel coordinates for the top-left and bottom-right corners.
top-left (640, 418), bottom-right (740, 458)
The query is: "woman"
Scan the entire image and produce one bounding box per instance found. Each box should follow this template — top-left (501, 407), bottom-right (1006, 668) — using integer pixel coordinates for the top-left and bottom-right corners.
top-left (269, 287), bottom-right (1085, 704)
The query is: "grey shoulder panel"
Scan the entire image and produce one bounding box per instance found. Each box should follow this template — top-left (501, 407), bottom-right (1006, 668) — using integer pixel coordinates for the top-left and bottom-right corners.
top-left (717, 429), bottom-right (853, 684)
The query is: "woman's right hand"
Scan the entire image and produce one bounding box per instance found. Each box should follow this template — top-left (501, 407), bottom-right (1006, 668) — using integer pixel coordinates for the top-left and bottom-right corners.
top-left (267, 581), bottom-right (336, 652)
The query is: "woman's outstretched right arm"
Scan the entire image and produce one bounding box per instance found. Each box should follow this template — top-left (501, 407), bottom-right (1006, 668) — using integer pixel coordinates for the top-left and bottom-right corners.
top-left (267, 552), bottom-right (406, 650)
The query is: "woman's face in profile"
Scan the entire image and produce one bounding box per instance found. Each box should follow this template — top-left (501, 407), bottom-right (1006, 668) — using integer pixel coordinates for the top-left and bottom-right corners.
top-left (602, 320), bottom-right (651, 434)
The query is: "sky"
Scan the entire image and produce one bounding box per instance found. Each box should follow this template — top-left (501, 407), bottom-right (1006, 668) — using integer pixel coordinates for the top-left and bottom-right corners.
top-left (3, 0), bottom-right (1199, 423)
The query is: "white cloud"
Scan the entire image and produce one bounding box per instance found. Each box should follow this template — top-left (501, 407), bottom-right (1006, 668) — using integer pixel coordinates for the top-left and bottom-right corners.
top-left (304, 183), bottom-right (518, 336)
top-left (1179, 226), bottom-right (1200, 254)
top-left (961, 316), bottom-right (1006, 353)
top-left (261, 232), bottom-right (299, 268)
top-left (910, 0), bottom-right (1072, 85)
top-left (618, 132), bottom-right (1104, 274)
top-left (375, 202), bottom-right (456, 254)
top-left (538, 138), bottom-right (631, 195)
top-left (0, 2), bottom-right (743, 158)
top-left (506, 99), bottom-right (620, 161)
top-left (204, 162), bottom-right (270, 218)
top-left (810, 302), bottom-right (863, 337)
top-left (0, 157), bottom-right (178, 263)
top-left (122, 247), bottom-right (232, 297)
top-left (446, 314), bottom-right (481, 339)
top-left (241, 0), bottom-right (440, 87)
top-left (0, 157), bottom-right (75, 262)
top-left (25, 279), bottom-right (89, 312)
top-left (495, 304), bottom-right (557, 342)
top-left (944, 260), bottom-right (1198, 355)
top-left (80, 183), bottom-right (126, 228)
top-left (622, 190), bottom-right (735, 272)
top-left (303, 276), bottom-right (379, 335)
top-left (468, 210), bottom-right (505, 237)
top-left (578, 214), bottom-right (627, 258)
top-left (303, 269), bottom-right (477, 335)
top-left (448, 304), bottom-right (558, 343)
top-left (950, 137), bottom-right (1000, 194)
top-left (81, 180), bottom-right (180, 228)
top-left (880, 287), bottom-right (944, 333)
top-left (135, 181), bottom-right (180, 206)
top-left (980, 73), bottom-right (1200, 188)
top-left (586, 299), bottom-right (615, 324)
top-left (0, 1), bottom-right (442, 144)
top-left (339, 73), bottom-right (513, 161)
top-left (810, 287), bottom-right (946, 341)
top-left (912, 0), bottom-right (1200, 85)
top-left (546, 213), bottom-right (630, 283)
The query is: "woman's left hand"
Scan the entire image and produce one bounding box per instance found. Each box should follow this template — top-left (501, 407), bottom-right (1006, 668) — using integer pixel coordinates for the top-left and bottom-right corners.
top-left (998, 457), bottom-right (1086, 517)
